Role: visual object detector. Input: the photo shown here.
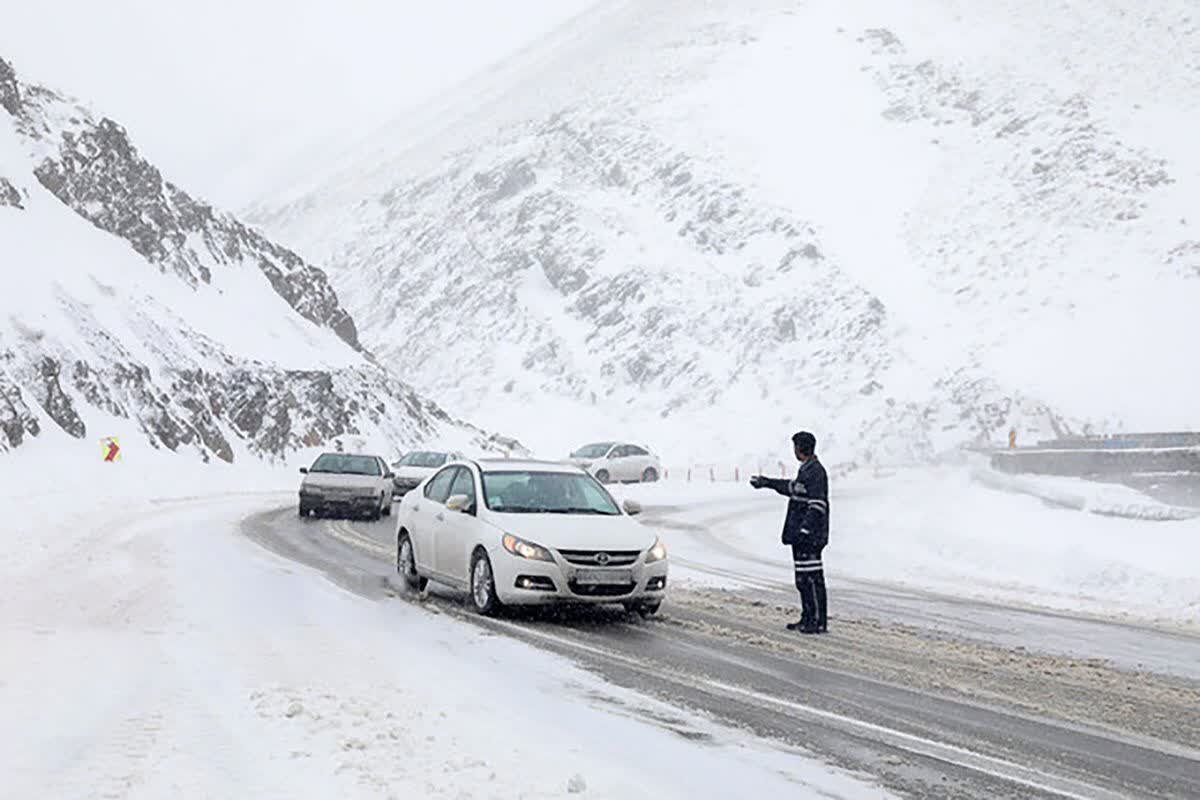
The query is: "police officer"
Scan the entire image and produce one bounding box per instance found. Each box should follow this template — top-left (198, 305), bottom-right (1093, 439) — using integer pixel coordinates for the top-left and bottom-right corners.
top-left (750, 431), bottom-right (829, 634)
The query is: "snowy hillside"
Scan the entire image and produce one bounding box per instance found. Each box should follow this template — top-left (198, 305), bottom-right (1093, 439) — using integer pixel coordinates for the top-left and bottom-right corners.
top-left (0, 56), bottom-right (515, 463)
top-left (257, 0), bottom-right (1200, 465)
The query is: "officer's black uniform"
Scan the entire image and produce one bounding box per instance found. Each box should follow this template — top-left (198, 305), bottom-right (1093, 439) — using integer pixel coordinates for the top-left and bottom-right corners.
top-left (754, 457), bottom-right (829, 632)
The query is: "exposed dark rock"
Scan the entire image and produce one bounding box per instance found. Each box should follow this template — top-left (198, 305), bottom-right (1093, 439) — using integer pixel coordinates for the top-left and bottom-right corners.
top-left (0, 368), bottom-right (41, 449)
top-left (0, 177), bottom-right (22, 208)
top-left (37, 357), bottom-right (86, 438)
top-left (0, 57), bottom-right (20, 116)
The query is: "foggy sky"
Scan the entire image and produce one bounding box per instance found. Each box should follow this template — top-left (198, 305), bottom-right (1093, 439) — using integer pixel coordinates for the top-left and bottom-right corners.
top-left (0, 0), bottom-right (596, 211)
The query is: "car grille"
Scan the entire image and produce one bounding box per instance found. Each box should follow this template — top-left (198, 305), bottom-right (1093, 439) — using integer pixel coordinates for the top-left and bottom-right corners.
top-left (557, 549), bottom-right (640, 567)
top-left (567, 581), bottom-right (637, 597)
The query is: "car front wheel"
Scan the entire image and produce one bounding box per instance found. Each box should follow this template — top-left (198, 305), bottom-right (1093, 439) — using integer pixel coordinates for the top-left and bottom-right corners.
top-left (396, 533), bottom-right (428, 593)
top-left (470, 551), bottom-right (502, 616)
top-left (594, 469), bottom-right (611, 484)
top-left (642, 467), bottom-right (659, 483)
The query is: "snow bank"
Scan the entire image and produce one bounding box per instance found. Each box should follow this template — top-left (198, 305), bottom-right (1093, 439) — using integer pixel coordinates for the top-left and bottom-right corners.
top-left (970, 467), bottom-right (1200, 521)
top-left (629, 467), bottom-right (1200, 629)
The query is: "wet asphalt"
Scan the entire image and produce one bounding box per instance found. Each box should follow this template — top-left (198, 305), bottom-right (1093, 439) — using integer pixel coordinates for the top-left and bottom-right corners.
top-left (241, 503), bottom-right (1200, 800)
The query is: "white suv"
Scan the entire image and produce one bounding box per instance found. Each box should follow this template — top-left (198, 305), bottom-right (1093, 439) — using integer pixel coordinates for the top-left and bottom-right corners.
top-left (567, 442), bottom-right (662, 484)
top-left (393, 460), bottom-right (668, 616)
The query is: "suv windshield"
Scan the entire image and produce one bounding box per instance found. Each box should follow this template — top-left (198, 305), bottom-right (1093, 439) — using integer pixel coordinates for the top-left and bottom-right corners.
top-left (481, 471), bottom-right (620, 515)
top-left (570, 443), bottom-right (613, 459)
top-left (399, 451), bottom-right (449, 468)
top-left (310, 454), bottom-right (380, 476)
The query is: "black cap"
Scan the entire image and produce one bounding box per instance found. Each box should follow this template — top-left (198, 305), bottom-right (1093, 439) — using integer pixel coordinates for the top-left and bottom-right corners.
top-left (792, 431), bottom-right (816, 455)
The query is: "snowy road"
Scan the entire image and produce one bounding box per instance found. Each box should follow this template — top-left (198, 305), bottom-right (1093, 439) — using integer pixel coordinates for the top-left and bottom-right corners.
top-left (244, 500), bottom-right (1200, 800)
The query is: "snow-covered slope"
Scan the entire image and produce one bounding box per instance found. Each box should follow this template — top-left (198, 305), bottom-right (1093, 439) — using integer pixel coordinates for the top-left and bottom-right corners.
top-left (0, 56), bottom-right (515, 463)
top-left (257, 0), bottom-right (1200, 466)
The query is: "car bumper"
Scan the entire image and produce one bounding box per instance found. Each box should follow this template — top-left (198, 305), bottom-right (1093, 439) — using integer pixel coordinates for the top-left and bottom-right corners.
top-left (300, 493), bottom-right (378, 513)
top-left (493, 555), bottom-right (669, 606)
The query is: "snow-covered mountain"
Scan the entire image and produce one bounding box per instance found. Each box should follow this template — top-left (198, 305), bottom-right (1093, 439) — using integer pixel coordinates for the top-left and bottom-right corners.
top-left (256, 0), bottom-right (1200, 466)
top-left (0, 56), bottom-right (517, 463)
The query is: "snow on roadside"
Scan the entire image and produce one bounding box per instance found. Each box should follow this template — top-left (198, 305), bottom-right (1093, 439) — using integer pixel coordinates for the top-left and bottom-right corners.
top-left (617, 468), bottom-right (1200, 630)
top-left (971, 467), bottom-right (1200, 521)
top-left (0, 456), bottom-right (891, 799)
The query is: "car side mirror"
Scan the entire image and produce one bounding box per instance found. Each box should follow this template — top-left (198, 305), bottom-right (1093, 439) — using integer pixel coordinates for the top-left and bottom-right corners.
top-left (299, 467), bottom-right (308, 474)
top-left (384, 471), bottom-right (395, 479)
top-left (623, 499), bottom-right (642, 516)
top-left (446, 494), bottom-right (473, 514)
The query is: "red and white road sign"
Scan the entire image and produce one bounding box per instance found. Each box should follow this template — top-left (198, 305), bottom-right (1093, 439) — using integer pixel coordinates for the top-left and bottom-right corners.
top-left (100, 437), bottom-right (121, 462)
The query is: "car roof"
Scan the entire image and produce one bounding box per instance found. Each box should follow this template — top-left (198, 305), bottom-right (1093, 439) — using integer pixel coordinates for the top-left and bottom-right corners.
top-left (316, 452), bottom-right (382, 459)
top-left (473, 458), bottom-right (586, 474)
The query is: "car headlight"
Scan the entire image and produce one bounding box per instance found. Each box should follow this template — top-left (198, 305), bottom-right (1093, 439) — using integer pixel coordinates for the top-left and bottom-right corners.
top-left (645, 537), bottom-right (667, 563)
top-left (502, 534), bottom-right (554, 562)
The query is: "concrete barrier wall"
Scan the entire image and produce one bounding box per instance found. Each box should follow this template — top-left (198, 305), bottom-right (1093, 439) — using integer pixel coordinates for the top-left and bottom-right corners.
top-left (991, 448), bottom-right (1200, 476)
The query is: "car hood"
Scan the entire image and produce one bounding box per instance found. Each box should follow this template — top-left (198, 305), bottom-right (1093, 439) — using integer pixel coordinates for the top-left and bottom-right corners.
top-left (302, 473), bottom-right (378, 490)
top-left (394, 465), bottom-right (437, 480)
top-left (490, 512), bottom-right (656, 552)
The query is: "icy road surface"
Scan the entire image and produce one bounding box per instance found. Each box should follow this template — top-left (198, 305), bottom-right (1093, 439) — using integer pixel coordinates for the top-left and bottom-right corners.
top-left (242, 498), bottom-right (1200, 800)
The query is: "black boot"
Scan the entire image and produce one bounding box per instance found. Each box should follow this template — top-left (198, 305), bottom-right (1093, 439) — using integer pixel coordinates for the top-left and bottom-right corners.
top-left (813, 570), bottom-right (828, 633)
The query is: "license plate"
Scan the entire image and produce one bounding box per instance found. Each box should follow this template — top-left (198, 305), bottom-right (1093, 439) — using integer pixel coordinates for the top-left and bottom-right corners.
top-left (574, 569), bottom-right (633, 586)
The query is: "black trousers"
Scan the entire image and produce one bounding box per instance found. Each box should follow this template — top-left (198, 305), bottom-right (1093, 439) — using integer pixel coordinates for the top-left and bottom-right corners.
top-left (792, 543), bottom-right (827, 630)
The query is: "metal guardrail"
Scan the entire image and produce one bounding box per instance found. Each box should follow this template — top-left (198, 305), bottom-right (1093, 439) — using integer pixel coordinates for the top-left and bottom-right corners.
top-left (1033, 432), bottom-right (1200, 450)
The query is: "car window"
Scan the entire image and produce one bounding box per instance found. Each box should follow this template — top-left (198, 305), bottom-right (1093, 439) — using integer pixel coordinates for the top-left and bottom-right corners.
top-left (448, 467), bottom-right (476, 507)
top-left (571, 443), bottom-right (613, 459)
top-left (310, 453), bottom-right (381, 476)
top-left (611, 445), bottom-right (630, 458)
top-left (626, 445), bottom-right (649, 456)
top-left (401, 451), bottom-right (449, 468)
top-left (424, 468), bottom-right (456, 503)
top-left (480, 471), bottom-right (620, 515)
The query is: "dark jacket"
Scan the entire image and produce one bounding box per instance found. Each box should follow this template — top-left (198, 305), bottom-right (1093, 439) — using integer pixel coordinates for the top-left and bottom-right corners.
top-left (761, 457), bottom-right (829, 548)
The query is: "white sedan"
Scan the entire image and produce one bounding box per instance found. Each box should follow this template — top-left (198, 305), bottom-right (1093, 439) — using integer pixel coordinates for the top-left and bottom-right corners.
top-left (393, 459), bottom-right (668, 616)
top-left (567, 441), bottom-right (662, 484)
top-left (390, 450), bottom-right (464, 496)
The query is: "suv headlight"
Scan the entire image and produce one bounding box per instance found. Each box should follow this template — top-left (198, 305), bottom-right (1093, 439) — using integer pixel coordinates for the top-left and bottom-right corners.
top-left (645, 537), bottom-right (667, 563)
top-left (502, 534), bottom-right (554, 562)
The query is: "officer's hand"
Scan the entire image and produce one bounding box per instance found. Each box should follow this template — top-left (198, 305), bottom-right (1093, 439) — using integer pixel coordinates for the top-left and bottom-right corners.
top-left (749, 475), bottom-right (765, 489)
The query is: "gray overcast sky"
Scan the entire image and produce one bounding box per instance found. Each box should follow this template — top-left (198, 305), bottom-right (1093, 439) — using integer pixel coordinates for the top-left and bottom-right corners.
top-left (1, 0), bottom-right (595, 210)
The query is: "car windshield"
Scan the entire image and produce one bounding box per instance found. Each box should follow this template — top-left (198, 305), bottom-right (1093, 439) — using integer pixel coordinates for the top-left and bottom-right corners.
top-left (399, 451), bottom-right (449, 468)
top-left (481, 471), bottom-right (621, 515)
top-left (309, 453), bottom-right (380, 476)
top-left (570, 443), bottom-right (613, 459)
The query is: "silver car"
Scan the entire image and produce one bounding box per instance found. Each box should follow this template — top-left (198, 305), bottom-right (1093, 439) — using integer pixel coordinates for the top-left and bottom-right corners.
top-left (390, 450), bottom-right (464, 496)
top-left (299, 453), bottom-right (394, 520)
top-left (567, 442), bottom-right (662, 484)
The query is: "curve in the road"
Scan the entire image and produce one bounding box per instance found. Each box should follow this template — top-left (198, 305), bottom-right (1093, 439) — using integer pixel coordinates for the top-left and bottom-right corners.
top-left (241, 504), bottom-right (1200, 800)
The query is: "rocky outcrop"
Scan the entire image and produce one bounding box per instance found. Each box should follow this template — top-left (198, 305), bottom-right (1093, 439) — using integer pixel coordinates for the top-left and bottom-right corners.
top-left (0, 56), bottom-right (515, 463)
top-left (3, 58), bottom-right (359, 350)
top-left (0, 367), bottom-right (41, 450)
top-left (0, 57), bottom-right (19, 116)
top-left (0, 176), bottom-right (21, 208)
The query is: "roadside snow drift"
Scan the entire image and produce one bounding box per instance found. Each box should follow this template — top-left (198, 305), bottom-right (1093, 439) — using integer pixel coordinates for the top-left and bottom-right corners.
top-left (615, 467), bottom-right (1200, 629)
